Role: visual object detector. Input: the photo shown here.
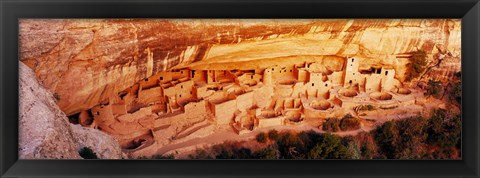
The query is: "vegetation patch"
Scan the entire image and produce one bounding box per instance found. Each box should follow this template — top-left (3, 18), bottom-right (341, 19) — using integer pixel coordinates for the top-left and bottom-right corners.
top-left (339, 116), bottom-right (361, 131)
top-left (79, 147), bottom-right (98, 159)
top-left (425, 79), bottom-right (443, 97)
top-left (451, 82), bottom-right (461, 104)
top-left (267, 129), bottom-right (279, 140)
top-left (355, 104), bottom-right (375, 111)
top-left (138, 153), bottom-right (175, 159)
top-left (187, 109), bottom-right (461, 159)
top-left (323, 114), bottom-right (361, 132)
top-left (322, 118), bottom-right (341, 132)
top-left (255, 132), bottom-right (268, 143)
top-left (405, 50), bottom-right (428, 81)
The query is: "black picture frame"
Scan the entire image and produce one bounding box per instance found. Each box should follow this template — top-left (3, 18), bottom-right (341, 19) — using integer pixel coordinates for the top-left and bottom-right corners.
top-left (1, 0), bottom-right (479, 177)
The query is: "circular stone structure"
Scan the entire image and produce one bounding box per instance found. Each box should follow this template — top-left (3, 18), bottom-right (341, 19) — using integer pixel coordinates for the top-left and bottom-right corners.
top-left (278, 79), bottom-right (296, 85)
top-left (339, 88), bottom-right (358, 97)
top-left (261, 110), bottom-right (280, 118)
top-left (309, 100), bottom-right (331, 110)
top-left (285, 111), bottom-right (302, 122)
top-left (370, 92), bottom-right (393, 100)
top-left (397, 88), bottom-right (412, 95)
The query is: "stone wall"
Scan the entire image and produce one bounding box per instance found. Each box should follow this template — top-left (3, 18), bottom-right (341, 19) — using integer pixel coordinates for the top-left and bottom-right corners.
top-left (212, 99), bottom-right (237, 125)
top-left (257, 117), bottom-right (285, 128)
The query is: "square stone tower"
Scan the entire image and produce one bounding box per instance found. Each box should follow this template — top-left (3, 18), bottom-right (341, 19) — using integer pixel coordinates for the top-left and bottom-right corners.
top-left (343, 57), bottom-right (360, 87)
top-left (380, 68), bottom-right (396, 92)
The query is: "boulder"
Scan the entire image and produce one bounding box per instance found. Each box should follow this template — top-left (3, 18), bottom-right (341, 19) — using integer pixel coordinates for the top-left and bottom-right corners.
top-left (19, 62), bottom-right (122, 159)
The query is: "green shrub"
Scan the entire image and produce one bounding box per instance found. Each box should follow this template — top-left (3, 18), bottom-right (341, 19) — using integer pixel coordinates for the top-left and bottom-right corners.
top-left (426, 79), bottom-right (443, 97)
top-left (79, 147), bottom-right (98, 159)
top-left (356, 104), bottom-right (375, 111)
top-left (406, 50), bottom-right (428, 81)
top-left (255, 132), bottom-right (268, 143)
top-left (322, 118), bottom-right (341, 132)
top-left (267, 129), bottom-right (279, 141)
top-left (323, 115), bottom-right (360, 132)
top-left (340, 117), bottom-right (361, 131)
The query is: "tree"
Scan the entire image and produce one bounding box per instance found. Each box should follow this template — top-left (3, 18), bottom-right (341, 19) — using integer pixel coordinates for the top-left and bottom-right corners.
top-left (275, 132), bottom-right (304, 159)
top-left (423, 109), bottom-right (461, 159)
top-left (343, 136), bottom-right (361, 159)
top-left (395, 116), bottom-right (428, 159)
top-left (350, 132), bottom-right (379, 159)
top-left (374, 121), bottom-right (399, 158)
top-left (426, 109), bottom-right (446, 145)
top-left (310, 134), bottom-right (348, 159)
top-left (79, 147), bottom-right (98, 159)
top-left (307, 144), bottom-right (324, 159)
top-left (406, 50), bottom-right (428, 81)
top-left (426, 109), bottom-right (461, 149)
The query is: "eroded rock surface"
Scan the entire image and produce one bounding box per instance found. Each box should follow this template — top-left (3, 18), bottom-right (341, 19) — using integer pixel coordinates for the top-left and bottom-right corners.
top-left (70, 124), bottom-right (123, 159)
top-left (19, 19), bottom-right (461, 115)
top-left (19, 62), bottom-right (122, 159)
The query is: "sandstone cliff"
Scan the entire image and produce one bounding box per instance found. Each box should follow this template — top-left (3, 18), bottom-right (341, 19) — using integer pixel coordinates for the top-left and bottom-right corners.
top-left (19, 62), bottom-right (122, 159)
top-left (19, 19), bottom-right (461, 115)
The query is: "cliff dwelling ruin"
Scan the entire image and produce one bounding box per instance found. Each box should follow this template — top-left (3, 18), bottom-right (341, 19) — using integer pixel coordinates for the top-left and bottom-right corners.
top-left (18, 19), bottom-right (462, 159)
top-left (72, 56), bottom-right (429, 157)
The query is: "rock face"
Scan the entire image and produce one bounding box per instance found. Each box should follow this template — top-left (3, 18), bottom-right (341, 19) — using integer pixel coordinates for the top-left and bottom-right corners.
top-left (19, 62), bottom-right (122, 159)
top-left (19, 19), bottom-right (461, 115)
top-left (69, 124), bottom-right (123, 159)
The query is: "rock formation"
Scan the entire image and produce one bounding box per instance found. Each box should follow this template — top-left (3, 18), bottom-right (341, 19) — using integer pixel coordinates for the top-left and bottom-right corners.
top-left (19, 19), bottom-right (461, 116)
top-left (19, 62), bottom-right (122, 159)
